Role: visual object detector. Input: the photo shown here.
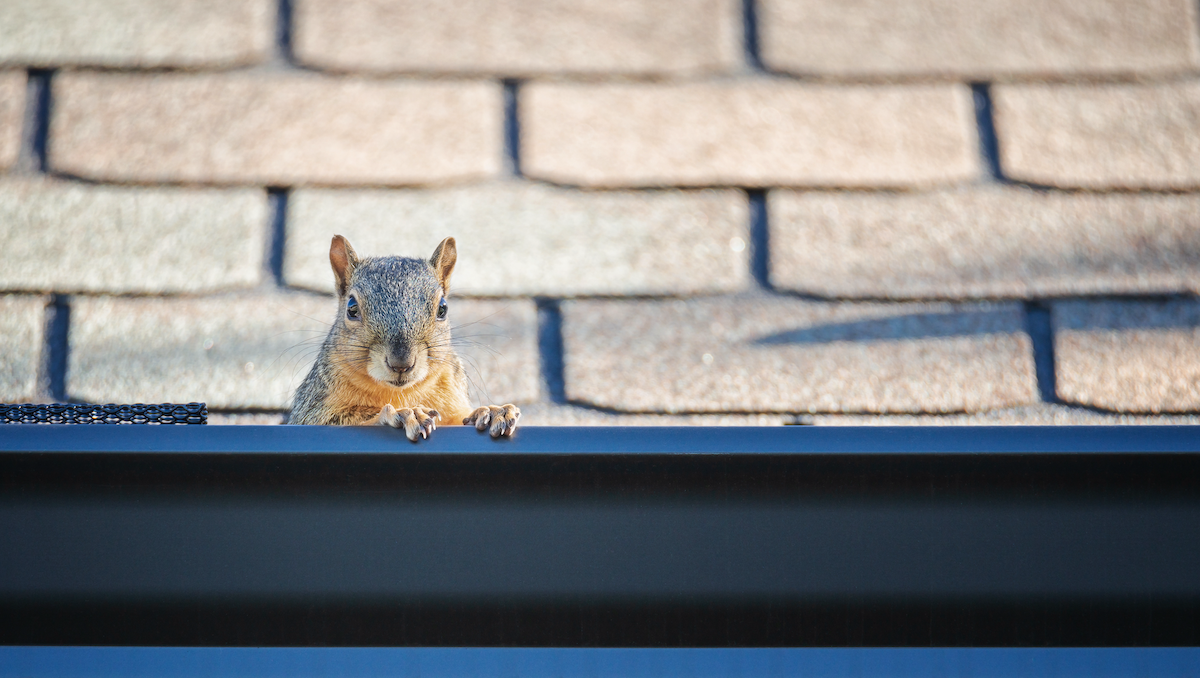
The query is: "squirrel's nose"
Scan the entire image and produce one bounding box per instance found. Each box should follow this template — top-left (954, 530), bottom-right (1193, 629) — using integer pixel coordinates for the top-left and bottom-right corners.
top-left (385, 355), bottom-right (416, 375)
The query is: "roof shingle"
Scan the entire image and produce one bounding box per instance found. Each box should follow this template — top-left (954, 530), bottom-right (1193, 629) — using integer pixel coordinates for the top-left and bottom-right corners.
top-left (0, 179), bottom-right (266, 294)
top-left (522, 82), bottom-right (980, 188)
top-left (67, 295), bottom-right (538, 411)
top-left (50, 72), bottom-right (503, 186)
top-left (562, 297), bottom-right (1037, 414)
top-left (0, 295), bottom-right (44, 402)
top-left (760, 0), bottom-right (1200, 79)
top-left (770, 187), bottom-right (1200, 299)
top-left (1054, 299), bottom-right (1200, 413)
top-left (0, 71), bottom-right (24, 172)
top-left (294, 0), bottom-right (741, 77)
top-left (0, 0), bottom-right (273, 69)
top-left (286, 184), bottom-right (750, 297)
top-left (995, 83), bottom-right (1200, 189)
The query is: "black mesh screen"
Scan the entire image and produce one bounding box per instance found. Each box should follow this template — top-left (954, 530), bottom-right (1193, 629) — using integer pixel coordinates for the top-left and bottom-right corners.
top-left (0, 403), bottom-right (207, 425)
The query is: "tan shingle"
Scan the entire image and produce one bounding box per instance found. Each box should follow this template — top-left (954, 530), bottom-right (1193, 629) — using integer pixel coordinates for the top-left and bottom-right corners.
top-left (995, 83), bottom-right (1200, 189)
top-left (517, 403), bottom-right (789, 426)
top-left (811, 405), bottom-right (1200, 426)
top-left (0, 0), bottom-right (272, 69)
top-left (0, 295), bottom-right (44, 402)
top-left (68, 295), bottom-right (538, 410)
top-left (770, 187), bottom-right (1200, 299)
top-left (0, 72), bottom-right (23, 171)
top-left (451, 299), bottom-right (541, 407)
top-left (286, 184), bottom-right (749, 297)
top-left (522, 82), bottom-right (979, 188)
top-left (0, 179), bottom-right (265, 294)
top-left (1054, 300), bottom-right (1200, 413)
top-left (207, 412), bottom-right (287, 425)
top-left (294, 0), bottom-right (740, 76)
top-left (760, 0), bottom-right (1200, 79)
top-left (562, 296), bottom-right (1036, 413)
top-left (50, 72), bottom-right (502, 186)
top-left (69, 294), bottom-right (333, 409)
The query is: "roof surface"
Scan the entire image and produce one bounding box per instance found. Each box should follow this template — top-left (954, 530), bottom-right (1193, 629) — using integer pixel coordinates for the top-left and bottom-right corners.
top-left (0, 0), bottom-right (1197, 427)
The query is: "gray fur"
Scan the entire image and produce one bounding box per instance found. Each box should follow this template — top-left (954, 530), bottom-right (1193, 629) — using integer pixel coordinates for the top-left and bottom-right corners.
top-left (352, 255), bottom-right (446, 359)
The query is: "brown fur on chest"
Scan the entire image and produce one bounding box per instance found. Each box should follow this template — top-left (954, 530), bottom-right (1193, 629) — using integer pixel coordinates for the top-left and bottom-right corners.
top-left (324, 361), bottom-right (472, 425)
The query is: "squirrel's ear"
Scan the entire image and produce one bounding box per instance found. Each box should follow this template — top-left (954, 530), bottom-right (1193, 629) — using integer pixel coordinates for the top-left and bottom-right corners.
top-left (329, 235), bottom-right (359, 297)
top-left (429, 237), bottom-right (457, 290)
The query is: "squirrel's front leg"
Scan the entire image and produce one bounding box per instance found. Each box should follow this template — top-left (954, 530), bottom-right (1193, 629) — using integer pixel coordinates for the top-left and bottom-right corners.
top-left (378, 404), bottom-right (440, 441)
top-left (463, 404), bottom-right (520, 438)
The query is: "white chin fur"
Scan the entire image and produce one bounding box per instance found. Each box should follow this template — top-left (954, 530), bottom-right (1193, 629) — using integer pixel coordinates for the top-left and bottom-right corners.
top-left (367, 352), bottom-right (393, 383)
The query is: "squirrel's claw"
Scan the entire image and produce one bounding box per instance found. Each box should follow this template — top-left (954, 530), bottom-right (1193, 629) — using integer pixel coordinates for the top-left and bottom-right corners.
top-left (378, 404), bottom-right (440, 442)
top-left (464, 404), bottom-right (521, 438)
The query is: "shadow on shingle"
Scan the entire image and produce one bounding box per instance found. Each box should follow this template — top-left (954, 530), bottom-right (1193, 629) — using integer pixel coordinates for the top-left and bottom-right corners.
top-left (752, 308), bottom-right (1021, 345)
top-left (1053, 298), bottom-right (1200, 332)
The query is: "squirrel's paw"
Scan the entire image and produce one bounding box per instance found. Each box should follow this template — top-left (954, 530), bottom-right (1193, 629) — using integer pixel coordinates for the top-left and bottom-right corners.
top-left (463, 404), bottom-right (520, 438)
top-left (378, 404), bottom-right (440, 441)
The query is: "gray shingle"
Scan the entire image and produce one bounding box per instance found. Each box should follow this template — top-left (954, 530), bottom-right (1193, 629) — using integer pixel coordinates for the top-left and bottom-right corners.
top-left (1054, 299), bottom-right (1200, 413)
top-left (522, 82), bottom-right (979, 188)
top-left (450, 299), bottom-right (541, 406)
top-left (995, 83), bottom-right (1200, 189)
top-left (68, 294), bottom-right (537, 411)
top-left (811, 404), bottom-right (1200, 426)
top-left (207, 412), bottom-right (287, 425)
top-left (69, 294), bottom-right (334, 410)
top-left (294, 0), bottom-right (740, 76)
top-left (760, 0), bottom-right (1200, 79)
top-left (770, 187), bottom-right (1200, 299)
top-left (562, 296), bottom-right (1037, 413)
top-left (0, 71), bottom-right (23, 171)
top-left (286, 184), bottom-right (749, 297)
top-left (0, 179), bottom-right (265, 294)
top-left (517, 403), bottom-right (790, 426)
top-left (50, 72), bottom-right (502, 186)
top-left (0, 295), bottom-right (44, 402)
top-left (0, 0), bottom-right (272, 68)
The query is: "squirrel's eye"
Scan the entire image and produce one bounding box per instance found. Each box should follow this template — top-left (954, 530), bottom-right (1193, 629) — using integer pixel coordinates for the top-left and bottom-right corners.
top-left (346, 296), bottom-right (360, 320)
top-left (436, 298), bottom-right (448, 320)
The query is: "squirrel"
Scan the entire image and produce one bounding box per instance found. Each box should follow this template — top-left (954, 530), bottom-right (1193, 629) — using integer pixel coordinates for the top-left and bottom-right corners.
top-left (289, 235), bottom-right (520, 441)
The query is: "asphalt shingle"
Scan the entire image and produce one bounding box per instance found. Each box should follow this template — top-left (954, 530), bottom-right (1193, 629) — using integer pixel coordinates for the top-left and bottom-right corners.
top-left (1054, 299), bottom-right (1200, 413)
top-left (769, 187), bottom-right (1200, 299)
top-left (449, 299), bottom-right (541, 407)
top-left (0, 0), bottom-right (272, 69)
top-left (0, 179), bottom-right (266, 294)
top-left (69, 294), bottom-right (334, 410)
top-left (0, 72), bottom-right (23, 172)
top-left (0, 295), bottom-right (44, 402)
top-left (68, 295), bottom-right (538, 411)
top-left (995, 83), bottom-right (1200, 190)
top-left (561, 297), bottom-right (1037, 414)
top-left (293, 0), bottom-right (740, 76)
top-left (517, 403), bottom-right (790, 426)
top-left (286, 184), bottom-right (749, 297)
top-left (759, 0), bottom-right (1200, 79)
top-left (207, 412), bottom-right (287, 425)
top-left (50, 72), bottom-right (503, 186)
top-left (811, 405), bottom-right (1200, 426)
top-left (522, 82), bottom-right (979, 188)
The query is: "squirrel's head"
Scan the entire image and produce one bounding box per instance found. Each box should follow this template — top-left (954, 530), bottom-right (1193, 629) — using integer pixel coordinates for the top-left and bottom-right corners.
top-left (327, 234), bottom-right (457, 390)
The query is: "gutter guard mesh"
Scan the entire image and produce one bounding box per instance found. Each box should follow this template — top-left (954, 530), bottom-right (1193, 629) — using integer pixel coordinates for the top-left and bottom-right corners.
top-left (0, 403), bottom-right (207, 425)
